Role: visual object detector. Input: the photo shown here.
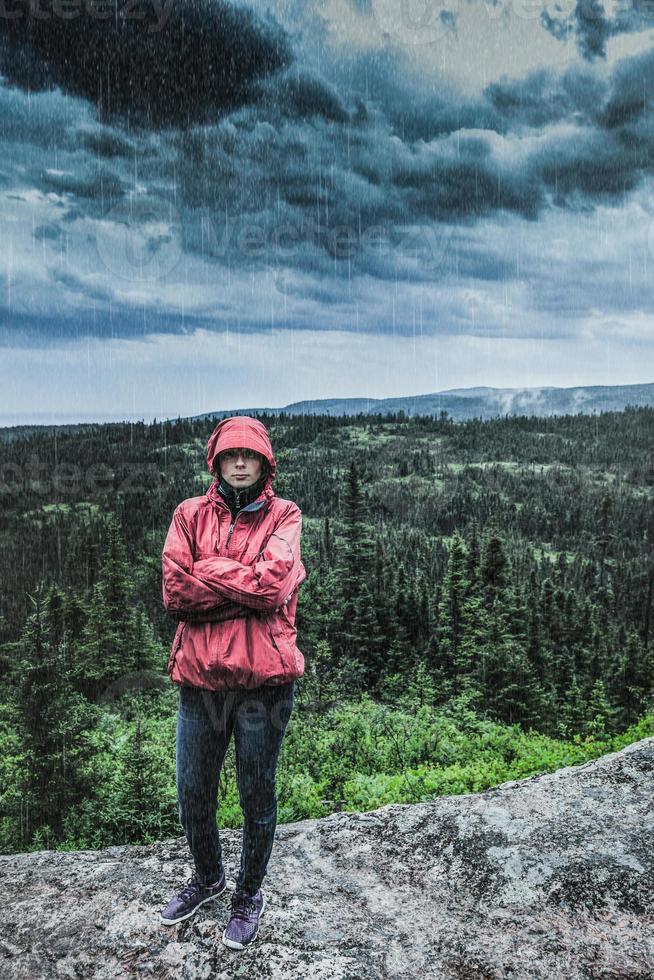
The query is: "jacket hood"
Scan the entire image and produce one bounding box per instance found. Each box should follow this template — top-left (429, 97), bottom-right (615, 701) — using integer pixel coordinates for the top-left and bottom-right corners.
top-left (206, 415), bottom-right (276, 498)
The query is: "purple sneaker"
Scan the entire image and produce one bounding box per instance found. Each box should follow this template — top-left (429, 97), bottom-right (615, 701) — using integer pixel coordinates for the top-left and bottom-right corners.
top-left (221, 888), bottom-right (267, 949)
top-left (160, 869), bottom-right (226, 925)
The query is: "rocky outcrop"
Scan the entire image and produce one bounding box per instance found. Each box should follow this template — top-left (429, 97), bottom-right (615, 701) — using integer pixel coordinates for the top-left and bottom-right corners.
top-left (1, 737), bottom-right (654, 979)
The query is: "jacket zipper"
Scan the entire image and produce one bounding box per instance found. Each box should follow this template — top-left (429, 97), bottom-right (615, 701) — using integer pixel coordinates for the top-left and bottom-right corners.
top-left (224, 513), bottom-right (240, 553)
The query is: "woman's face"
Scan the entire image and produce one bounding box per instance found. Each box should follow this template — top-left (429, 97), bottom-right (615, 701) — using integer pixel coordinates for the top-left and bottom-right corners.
top-left (218, 447), bottom-right (263, 488)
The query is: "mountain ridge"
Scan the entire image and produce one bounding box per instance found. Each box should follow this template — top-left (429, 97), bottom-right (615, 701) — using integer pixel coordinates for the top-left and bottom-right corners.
top-left (1, 382), bottom-right (652, 438)
top-left (186, 380), bottom-right (654, 423)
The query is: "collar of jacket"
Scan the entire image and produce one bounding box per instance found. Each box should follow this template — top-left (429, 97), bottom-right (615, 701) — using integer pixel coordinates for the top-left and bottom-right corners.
top-left (206, 478), bottom-right (274, 518)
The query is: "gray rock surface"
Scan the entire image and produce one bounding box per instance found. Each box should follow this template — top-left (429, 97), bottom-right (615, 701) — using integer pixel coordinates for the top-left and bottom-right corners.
top-left (1, 736), bottom-right (653, 979)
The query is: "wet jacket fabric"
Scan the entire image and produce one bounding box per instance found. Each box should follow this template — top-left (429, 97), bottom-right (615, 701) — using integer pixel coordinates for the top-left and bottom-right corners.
top-left (162, 416), bottom-right (306, 690)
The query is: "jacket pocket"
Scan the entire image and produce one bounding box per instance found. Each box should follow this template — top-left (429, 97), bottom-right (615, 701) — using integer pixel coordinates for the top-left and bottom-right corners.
top-left (274, 615), bottom-right (301, 674)
top-left (167, 621), bottom-right (187, 677)
top-left (265, 617), bottom-right (291, 673)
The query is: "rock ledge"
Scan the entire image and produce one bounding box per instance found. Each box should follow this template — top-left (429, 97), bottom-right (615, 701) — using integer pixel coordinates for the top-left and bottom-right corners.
top-left (1, 737), bottom-right (653, 978)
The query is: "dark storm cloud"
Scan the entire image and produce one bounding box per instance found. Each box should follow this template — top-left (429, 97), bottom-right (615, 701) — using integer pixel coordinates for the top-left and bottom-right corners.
top-left (79, 128), bottom-right (135, 159)
top-left (534, 129), bottom-right (644, 202)
top-left (9, 34), bottom-right (654, 259)
top-left (0, 0), bottom-right (292, 127)
top-left (4, 0), bottom-right (654, 348)
top-left (388, 94), bottom-right (500, 143)
top-left (486, 67), bottom-right (592, 129)
top-left (254, 69), bottom-right (351, 123)
top-left (390, 135), bottom-right (544, 221)
top-left (541, 0), bottom-right (654, 62)
top-left (0, 309), bottom-right (208, 346)
top-left (574, 0), bottom-right (612, 61)
top-left (594, 46), bottom-right (654, 129)
top-left (0, 76), bottom-right (78, 145)
top-left (40, 167), bottom-right (125, 201)
top-left (481, 50), bottom-right (654, 138)
top-left (33, 223), bottom-right (61, 242)
top-left (25, 40), bottom-right (651, 305)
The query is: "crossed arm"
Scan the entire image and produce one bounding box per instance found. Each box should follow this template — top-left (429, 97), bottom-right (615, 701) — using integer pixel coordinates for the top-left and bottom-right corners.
top-left (161, 502), bottom-right (305, 622)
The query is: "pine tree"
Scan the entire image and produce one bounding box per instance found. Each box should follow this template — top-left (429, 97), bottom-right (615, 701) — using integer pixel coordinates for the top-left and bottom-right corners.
top-left (78, 582), bottom-right (121, 700)
top-left (557, 673), bottom-right (587, 739)
top-left (465, 522), bottom-right (481, 594)
top-left (129, 604), bottom-right (164, 679)
top-left (336, 460), bottom-right (375, 664)
top-left (459, 591), bottom-right (492, 709)
top-left (584, 678), bottom-right (618, 738)
top-left (436, 532), bottom-right (471, 697)
top-left (111, 706), bottom-right (172, 844)
top-left (76, 515), bottom-right (146, 700)
top-left (302, 638), bottom-right (339, 707)
top-left (354, 580), bottom-right (386, 685)
top-left (12, 583), bottom-right (101, 846)
top-left (610, 630), bottom-right (651, 727)
top-left (322, 515), bottom-right (335, 572)
top-left (479, 528), bottom-right (508, 608)
top-left (99, 514), bottom-right (139, 679)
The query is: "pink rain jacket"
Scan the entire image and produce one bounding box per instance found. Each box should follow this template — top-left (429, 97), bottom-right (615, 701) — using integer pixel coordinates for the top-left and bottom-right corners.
top-left (162, 416), bottom-right (306, 690)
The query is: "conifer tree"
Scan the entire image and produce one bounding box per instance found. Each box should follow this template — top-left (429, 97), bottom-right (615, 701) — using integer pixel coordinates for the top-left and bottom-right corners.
top-left (111, 706), bottom-right (172, 844)
top-left (465, 522), bottom-right (481, 593)
top-left (557, 673), bottom-right (587, 738)
top-left (337, 460), bottom-right (374, 663)
top-left (436, 531), bottom-right (471, 697)
top-left (479, 527), bottom-right (508, 607)
top-left (322, 515), bottom-right (335, 572)
top-left (610, 630), bottom-right (651, 727)
top-left (12, 583), bottom-right (101, 845)
top-left (129, 604), bottom-right (164, 678)
top-left (354, 580), bottom-right (386, 684)
top-left (76, 514), bottom-right (150, 699)
top-left (585, 678), bottom-right (617, 738)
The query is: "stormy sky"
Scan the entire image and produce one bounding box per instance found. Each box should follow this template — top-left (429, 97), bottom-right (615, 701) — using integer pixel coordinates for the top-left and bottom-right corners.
top-left (1, 0), bottom-right (653, 424)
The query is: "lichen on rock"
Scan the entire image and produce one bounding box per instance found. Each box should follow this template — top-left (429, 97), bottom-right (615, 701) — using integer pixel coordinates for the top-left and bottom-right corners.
top-left (1, 737), bottom-right (654, 978)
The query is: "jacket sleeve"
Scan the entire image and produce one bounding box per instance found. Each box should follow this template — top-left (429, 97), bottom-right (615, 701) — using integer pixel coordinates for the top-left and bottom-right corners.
top-left (162, 504), bottom-right (249, 619)
top-left (192, 504), bottom-right (306, 612)
top-left (179, 604), bottom-right (252, 624)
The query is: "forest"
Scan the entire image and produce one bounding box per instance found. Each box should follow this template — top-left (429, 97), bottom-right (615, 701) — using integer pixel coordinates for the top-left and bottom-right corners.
top-left (0, 406), bottom-right (652, 854)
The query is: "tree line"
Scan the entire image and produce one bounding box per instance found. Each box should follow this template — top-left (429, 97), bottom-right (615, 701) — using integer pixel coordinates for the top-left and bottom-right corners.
top-left (0, 406), bottom-right (652, 852)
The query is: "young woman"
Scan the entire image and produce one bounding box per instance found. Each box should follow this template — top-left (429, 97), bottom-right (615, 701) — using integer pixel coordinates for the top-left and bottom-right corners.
top-left (159, 415), bottom-right (306, 950)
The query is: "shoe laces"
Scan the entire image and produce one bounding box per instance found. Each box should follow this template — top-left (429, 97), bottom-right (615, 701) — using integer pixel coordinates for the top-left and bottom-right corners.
top-left (178, 873), bottom-right (204, 902)
top-left (230, 890), bottom-right (257, 920)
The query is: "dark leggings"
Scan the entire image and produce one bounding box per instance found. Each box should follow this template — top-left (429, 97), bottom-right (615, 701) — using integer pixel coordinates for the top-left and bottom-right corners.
top-left (176, 681), bottom-right (295, 893)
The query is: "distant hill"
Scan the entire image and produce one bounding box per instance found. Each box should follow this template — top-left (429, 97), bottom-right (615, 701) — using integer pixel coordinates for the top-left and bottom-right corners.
top-left (187, 381), bottom-right (654, 423)
top-left (1, 382), bottom-right (652, 442)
